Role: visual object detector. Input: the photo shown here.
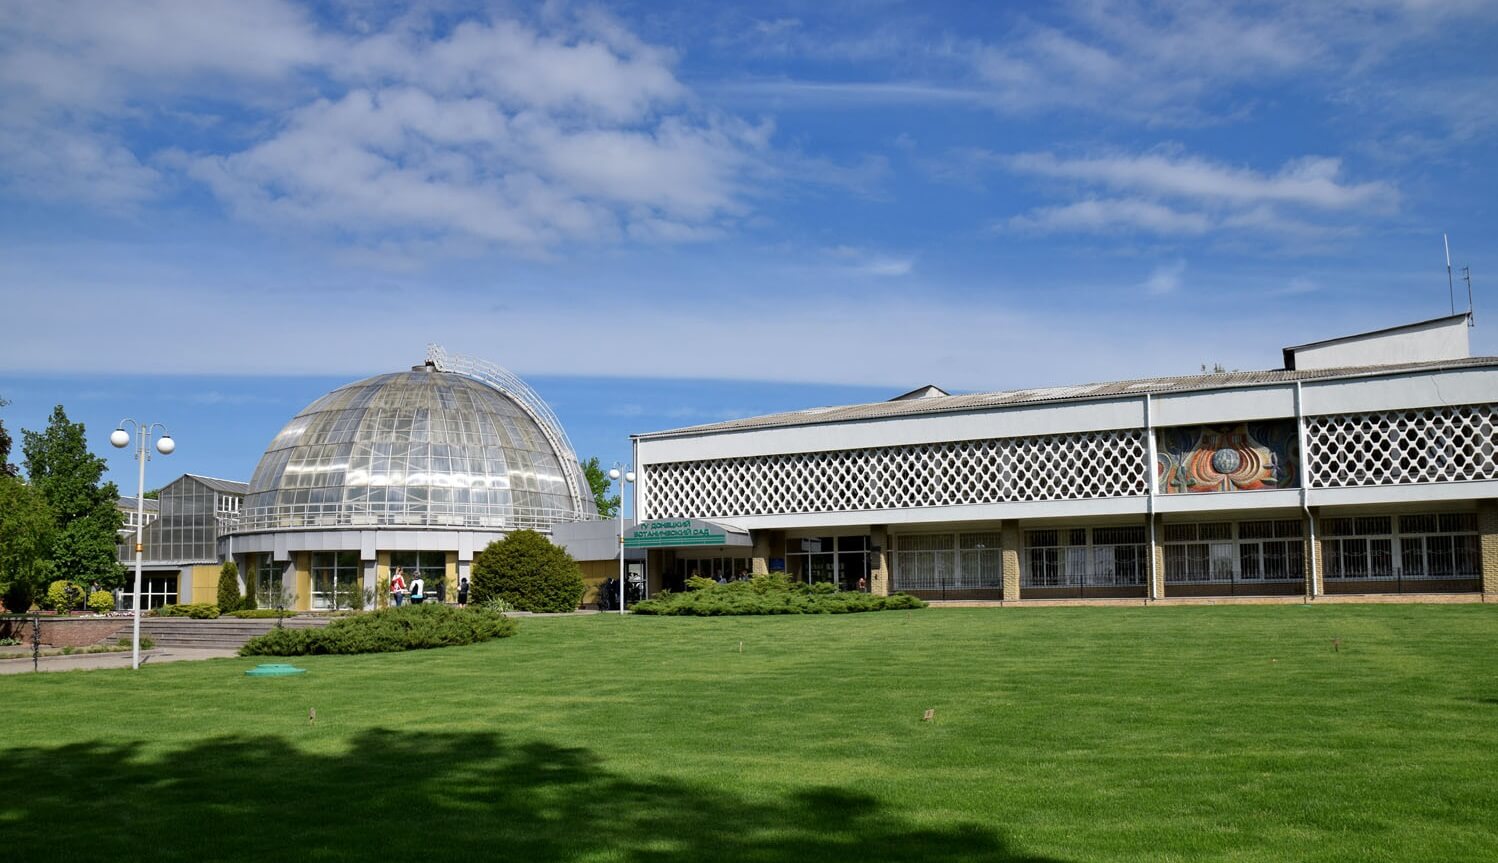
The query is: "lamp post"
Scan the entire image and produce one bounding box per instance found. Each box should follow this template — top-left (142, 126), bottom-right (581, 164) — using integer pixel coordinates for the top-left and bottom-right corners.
top-left (110, 420), bottom-right (174, 670)
top-left (608, 465), bottom-right (635, 614)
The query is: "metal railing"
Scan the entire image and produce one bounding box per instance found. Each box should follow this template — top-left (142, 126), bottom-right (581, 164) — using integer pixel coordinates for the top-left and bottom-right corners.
top-left (226, 502), bottom-right (602, 533)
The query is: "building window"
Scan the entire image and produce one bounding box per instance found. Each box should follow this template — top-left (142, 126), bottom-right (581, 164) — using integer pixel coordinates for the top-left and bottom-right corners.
top-left (892, 533), bottom-right (1001, 590)
top-left (1022, 526), bottom-right (1146, 587)
top-left (785, 536), bottom-right (869, 591)
top-left (389, 551), bottom-right (447, 600)
top-left (311, 550), bottom-right (362, 610)
top-left (253, 554), bottom-right (286, 608)
top-left (118, 574), bottom-right (178, 610)
top-left (1323, 513), bottom-right (1478, 581)
top-left (1164, 520), bottom-right (1303, 584)
top-left (217, 495), bottom-right (241, 515)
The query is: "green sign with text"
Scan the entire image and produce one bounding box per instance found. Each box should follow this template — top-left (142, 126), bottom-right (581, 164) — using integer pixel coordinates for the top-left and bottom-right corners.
top-left (624, 519), bottom-right (732, 548)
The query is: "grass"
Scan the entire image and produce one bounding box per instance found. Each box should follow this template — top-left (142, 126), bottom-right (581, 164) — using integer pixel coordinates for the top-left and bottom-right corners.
top-left (2, 605), bottom-right (1497, 862)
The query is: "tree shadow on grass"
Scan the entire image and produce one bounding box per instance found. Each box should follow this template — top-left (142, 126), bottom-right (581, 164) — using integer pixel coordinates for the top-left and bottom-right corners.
top-left (0, 730), bottom-right (1061, 862)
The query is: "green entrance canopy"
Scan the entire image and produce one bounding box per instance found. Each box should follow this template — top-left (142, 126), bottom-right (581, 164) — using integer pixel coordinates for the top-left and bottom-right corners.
top-left (623, 518), bottom-right (752, 549)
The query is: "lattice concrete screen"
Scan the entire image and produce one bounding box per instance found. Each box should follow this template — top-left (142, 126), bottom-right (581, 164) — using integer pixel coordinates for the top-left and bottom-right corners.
top-left (644, 430), bottom-right (1148, 519)
top-left (1306, 403), bottom-right (1498, 488)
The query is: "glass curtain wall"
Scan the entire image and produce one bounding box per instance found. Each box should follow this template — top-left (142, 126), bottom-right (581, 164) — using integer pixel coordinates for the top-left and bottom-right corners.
top-left (1163, 520), bottom-right (1304, 593)
top-left (785, 536), bottom-right (869, 590)
top-left (1323, 513), bottom-right (1479, 589)
top-left (310, 551), bottom-right (362, 610)
top-left (253, 553), bottom-right (286, 608)
top-left (1022, 526), bottom-right (1147, 594)
top-left (117, 574), bottom-right (179, 610)
top-left (137, 477), bottom-right (219, 562)
top-left (389, 551), bottom-right (448, 600)
top-left (891, 533), bottom-right (1002, 593)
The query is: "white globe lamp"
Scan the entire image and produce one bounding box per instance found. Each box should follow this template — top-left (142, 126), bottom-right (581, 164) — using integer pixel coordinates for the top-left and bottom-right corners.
top-left (110, 428), bottom-right (130, 448)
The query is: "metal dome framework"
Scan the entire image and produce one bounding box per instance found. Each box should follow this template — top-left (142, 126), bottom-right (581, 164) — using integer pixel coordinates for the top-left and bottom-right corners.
top-left (231, 351), bottom-right (597, 534)
top-left (425, 344), bottom-right (589, 515)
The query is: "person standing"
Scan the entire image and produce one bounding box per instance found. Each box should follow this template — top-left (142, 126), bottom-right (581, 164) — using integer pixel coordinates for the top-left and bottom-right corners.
top-left (391, 568), bottom-right (408, 607)
top-left (457, 576), bottom-right (470, 607)
top-left (409, 574), bottom-right (426, 605)
top-left (436, 575), bottom-right (448, 605)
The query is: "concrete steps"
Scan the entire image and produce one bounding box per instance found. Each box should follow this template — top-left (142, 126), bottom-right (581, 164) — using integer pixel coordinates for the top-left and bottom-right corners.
top-left (137, 617), bottom-right (330, 650)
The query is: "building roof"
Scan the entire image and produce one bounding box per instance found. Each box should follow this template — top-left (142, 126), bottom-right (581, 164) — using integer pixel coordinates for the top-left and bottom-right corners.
top-left (116, 497), bottom-right (160, 512)
top-left (634, 355), bottom-right (1498, 441)
top-left (185, 474), bottom-right (249, 495)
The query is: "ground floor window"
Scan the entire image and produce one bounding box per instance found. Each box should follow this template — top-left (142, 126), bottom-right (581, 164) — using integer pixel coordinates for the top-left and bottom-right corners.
top-left (673, 556), bottom-right (753, 584)
top-left (118, 574), bottom-right (178, 610)
top-left (1323, 513), bottom-right (1478, 581)
top-left (389, 551), bottom-right (447, 601)
top-left (1163, 519), bottom-right (1304, 584)
top-left (785, 536), bottom-right (870, 590)
top-left (252, 553), bottom-right (286, 608)
top-left (891, 533), bottom-right (1001, 590)
top-left (1023, 526), bottom-right (1146, 587)
top-left (311, 550), bottom-right (362, 610)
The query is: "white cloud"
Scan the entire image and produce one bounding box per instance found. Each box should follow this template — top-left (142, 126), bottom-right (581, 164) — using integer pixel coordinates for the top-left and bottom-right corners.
top-left (1142, 259), bottom-right (1188, 295)
top-left (988, 148), bottom-right (1396, 243)
top-left (1006, 198), bottom-right (1212, 235)
top-left (1004, 151), bottom-right (1397, 211)
top-left (0, 2), bottom-right (776, 251)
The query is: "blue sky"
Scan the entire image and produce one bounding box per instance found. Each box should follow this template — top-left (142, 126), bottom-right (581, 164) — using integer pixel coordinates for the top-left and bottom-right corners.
top-left (2, 0), bottom-right (1496, 493)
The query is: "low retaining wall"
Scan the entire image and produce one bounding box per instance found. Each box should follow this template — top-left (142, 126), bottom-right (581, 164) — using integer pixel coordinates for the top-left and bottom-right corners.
top-left (0, 616), bottom-right (130, 647)
top-left (927, 592), bottom-right (1489, 609)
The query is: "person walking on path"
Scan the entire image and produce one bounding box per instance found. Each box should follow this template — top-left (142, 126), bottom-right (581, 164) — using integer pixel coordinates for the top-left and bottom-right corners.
top-left (391, 568), bottom-right (408, 607)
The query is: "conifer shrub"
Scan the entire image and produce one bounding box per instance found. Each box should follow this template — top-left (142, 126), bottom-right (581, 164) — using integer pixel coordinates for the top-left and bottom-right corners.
top-left (632, 573), bottom-right (926, 616)
top-left (470, 530), bottom-right (585, 613)
top-left (217, 562), bottom-right (243, 613)
top-left (239, 604), bottom-right (516, 656)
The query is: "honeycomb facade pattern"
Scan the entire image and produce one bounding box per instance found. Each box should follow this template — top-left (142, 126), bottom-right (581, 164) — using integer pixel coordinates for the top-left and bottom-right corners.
top-left (643, 429), bottom-right (1149, 519)
top-left (643, 402), bottom-right (1498, 521)
top-left (1306, 403), bottom-right (1498, 488)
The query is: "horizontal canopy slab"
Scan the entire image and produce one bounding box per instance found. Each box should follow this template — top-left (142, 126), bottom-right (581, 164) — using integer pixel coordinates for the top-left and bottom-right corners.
top-left (624, 518), bottom-right (751, 549)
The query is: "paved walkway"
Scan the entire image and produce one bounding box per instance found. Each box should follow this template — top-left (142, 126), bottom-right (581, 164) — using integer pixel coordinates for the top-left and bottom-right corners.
top-left (0, 647), bottom-right (239, 675)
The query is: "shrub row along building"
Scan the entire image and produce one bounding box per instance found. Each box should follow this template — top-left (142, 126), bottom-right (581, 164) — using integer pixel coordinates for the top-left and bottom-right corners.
top-left (628, 314), bottom-right (1498, 602)
top-left (117, 314), bottom-right (1498, 609)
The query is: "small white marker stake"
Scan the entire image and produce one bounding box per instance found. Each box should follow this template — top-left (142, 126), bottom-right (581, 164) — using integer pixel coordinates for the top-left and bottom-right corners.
top-left (922, 708), bottom-right (935, 722)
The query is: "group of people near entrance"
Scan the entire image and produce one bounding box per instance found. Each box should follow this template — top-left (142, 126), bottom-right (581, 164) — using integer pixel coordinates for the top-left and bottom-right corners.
top-left (388, 567), bottom-right (471, 607)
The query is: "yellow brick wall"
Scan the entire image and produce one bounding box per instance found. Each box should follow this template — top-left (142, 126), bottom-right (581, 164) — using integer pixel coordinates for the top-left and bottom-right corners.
top-left (870, 525), bottom-right (889, 596)
top-left (191, 564), bottom-right (219, 605)
top-left (294, 552), bottom-right (311, 611)
top-left (1479, 500), bottom-right (1498, 596)
top-left (1001, 520), bottom-right (1021, 600)
top-left (579, 559), bottom-right (616, 607)
top-left (1151, 516), bottom-right (1166, 599)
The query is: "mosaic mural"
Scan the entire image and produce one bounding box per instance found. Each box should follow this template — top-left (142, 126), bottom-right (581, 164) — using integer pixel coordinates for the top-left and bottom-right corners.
top-left (1156, 421), bottom-right (1299, 494)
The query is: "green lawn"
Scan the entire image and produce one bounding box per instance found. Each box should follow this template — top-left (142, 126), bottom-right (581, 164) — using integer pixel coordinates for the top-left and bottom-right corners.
top-left (3, 606), bottom-right (1498, 862)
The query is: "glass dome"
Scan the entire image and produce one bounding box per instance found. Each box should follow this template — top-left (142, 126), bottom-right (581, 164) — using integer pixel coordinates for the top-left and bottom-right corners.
top-left (240, 366), bottom-right (596, 530)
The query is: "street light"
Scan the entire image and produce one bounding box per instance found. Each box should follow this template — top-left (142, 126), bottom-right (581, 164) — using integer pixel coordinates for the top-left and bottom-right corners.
top-left (608, 465), bottom-right (635, 614)
top-left (111, 420), bottom-right (174, 670)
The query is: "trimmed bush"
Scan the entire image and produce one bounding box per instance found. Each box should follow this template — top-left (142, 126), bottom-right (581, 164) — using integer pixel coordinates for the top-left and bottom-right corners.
top-left (228, 609), bottom-right (288, 619)
top-left (87, 590), bottom-right (113, 614)
top-left (632, 574), bottom-right (927, 616)
top-left (470, 529), bottom-right (584, 613)
top-left (152, 603), bottom-right (220, 619)
top-left (217, 561), bottom-right (242, 613)
top-left (44, 580), bottom-right (84, 613)
top-left (239, 604), bottom-right (517, 656)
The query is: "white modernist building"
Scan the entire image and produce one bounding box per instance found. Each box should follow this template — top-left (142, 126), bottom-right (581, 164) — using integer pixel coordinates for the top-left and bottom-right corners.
top-left (629, 314), bottom-right (1498, 601)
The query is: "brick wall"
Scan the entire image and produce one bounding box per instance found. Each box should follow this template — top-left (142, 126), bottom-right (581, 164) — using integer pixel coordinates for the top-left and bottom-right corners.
top-left (0, 617), bottom-right (129, 648)
top-left (1479, 500), bottom-right (1498, 597)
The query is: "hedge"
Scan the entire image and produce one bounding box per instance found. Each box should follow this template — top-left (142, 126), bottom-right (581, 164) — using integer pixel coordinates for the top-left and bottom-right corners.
top-left (631, 574), bottom-right (927, 616)
top-left (151, 603), bottom-right (220, 619)
top-left (239, 604), bottom-right (517, 656)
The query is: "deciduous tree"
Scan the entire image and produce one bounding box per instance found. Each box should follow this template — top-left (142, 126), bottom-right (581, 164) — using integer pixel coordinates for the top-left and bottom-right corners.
top-left (581, 456), bottom-right (619, 518)
top-left (22, 406), bottom-right (125, 587)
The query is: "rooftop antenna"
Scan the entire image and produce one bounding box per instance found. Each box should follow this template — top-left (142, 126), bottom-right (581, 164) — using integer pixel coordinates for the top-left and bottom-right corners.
top-left (1462, 265), bottom-right (1474, 325)
top-left (1444, 233), bottom-right (1455, 316)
